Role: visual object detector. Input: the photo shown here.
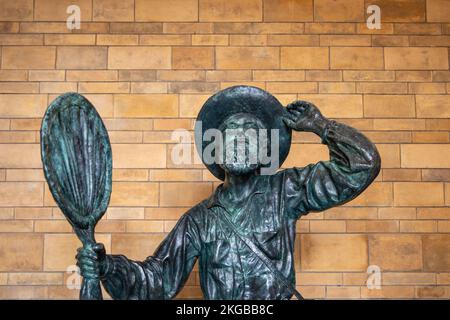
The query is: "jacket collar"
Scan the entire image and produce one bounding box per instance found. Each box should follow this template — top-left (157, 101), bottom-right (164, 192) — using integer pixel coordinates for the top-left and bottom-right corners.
top-left (206, 175), bottom-right (268, 209)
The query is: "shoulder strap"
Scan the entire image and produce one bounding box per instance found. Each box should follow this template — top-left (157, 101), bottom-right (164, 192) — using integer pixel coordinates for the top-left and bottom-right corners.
top-left (211, 207), bottom-right (304, 300)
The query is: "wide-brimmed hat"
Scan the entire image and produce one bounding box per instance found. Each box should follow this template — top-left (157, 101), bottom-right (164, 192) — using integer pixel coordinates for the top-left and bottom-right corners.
top-left (195, 86), bottom-right (292, 181)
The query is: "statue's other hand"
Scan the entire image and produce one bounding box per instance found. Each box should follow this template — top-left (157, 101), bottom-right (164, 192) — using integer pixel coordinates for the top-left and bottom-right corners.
top-left (283, 100), bottom-right (328, 136)
top-left (76, 243), bottom-right (107, 279)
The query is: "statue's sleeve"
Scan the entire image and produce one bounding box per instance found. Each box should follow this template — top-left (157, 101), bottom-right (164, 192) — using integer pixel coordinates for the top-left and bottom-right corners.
top-left (281, 120), bottom-right (381, 219)
top-left (100, 213), bottom-right (202, 300)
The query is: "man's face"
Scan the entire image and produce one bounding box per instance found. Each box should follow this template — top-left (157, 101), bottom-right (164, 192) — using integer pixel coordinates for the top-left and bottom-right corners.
top-left (218, 113), bottom-right (266, 176)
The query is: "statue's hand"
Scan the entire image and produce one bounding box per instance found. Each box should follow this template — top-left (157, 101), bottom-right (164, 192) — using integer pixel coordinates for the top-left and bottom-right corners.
top-left (283, 100), bottom-right (328, 136)
top-left (76, 243), bottom-right (107, 279)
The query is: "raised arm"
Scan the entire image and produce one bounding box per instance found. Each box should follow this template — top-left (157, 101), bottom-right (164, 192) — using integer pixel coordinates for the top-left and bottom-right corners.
top-left (76, 213), bottom-right (201, 300)
top-left (281, 101), bottom-right (381, 219)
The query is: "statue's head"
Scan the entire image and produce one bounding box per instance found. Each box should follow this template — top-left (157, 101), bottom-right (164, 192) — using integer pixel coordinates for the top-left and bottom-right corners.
top-left (218, 112), bottom-right (266, 176)
top-left (195, 86), bottom-right (292, 181)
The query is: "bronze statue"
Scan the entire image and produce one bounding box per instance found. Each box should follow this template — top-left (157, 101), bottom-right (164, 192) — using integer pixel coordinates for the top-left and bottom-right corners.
top-left (41, 86), bottom-right (381, 300)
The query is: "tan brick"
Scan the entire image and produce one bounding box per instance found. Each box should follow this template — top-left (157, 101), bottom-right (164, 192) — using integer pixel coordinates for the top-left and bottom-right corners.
top-left (305, 22), bottom-right (355, 34)
top-left (0, 22), bottom-right (19, 32)
top-left (66, 70), bottom-right (117, 82)
top-left (93, 0), bottom-right (134, 21)
top-left (422, 169), bottom-right (450, 182)
top-left (394, 23), bottom-right (441, 35)
top-left (319, 82), bottom-right (355, 93)
top-left (110, 182), bottom-right (158, 206)
top-left (369, 0), bottom-right (425, 22)
top-left (394, 182), bottom-right (444, 206)
top-left (2, 46), bottom-right (55, 69)
top-left (0, 34), bottom-right (43, 45)
top-left (418, 207), bottom-right (450, 220)
top-left (309, 220), bottom-right (346, 233)
top-left (130, 82), bottom-right (167, 94)
top-left (314, 0), bottom-right (364, 21)
top-left (385, 48), bottom-right (449, 70)
top-left (207, 70), bottom-right (251, 81)
top-left (281, 47), bottom-right (329, 69)
top-left (0, 234), bottom-right (43, 271)
top-left (423, 235), bottom-right (450, 271)
top-left (382, 168), bottom-right (421, 182)
top-left (0, 182), bottom-right (44, 207)
top-left (266, 82), bottom-right (317, 94)
top-left (40, 82), bottom-right (78, 94)
top-left (44, 233), bottom-right (111, 271)
top-left (199, 0), bottom-right (262, 22)
top-left (357, 82), bottom-right (407, 94)
top-left (106, 207), bottom-right (144, 219)
top-left (330, 47), bottom-right (384, 70)
top-left (164, 23), bottom-right (213, 34)
top-left (136, 0), bottom-right (198, 22)
top-left (0, 70), bottom-right (28, 81)
top-left (78, 82), bottom-right (129, 94)
top-left (378, 207), bottom-right (416, 220)
top-left (229, 34), bottom-right (266, 46)
top-left (160, 182), bottom-right (212, 207)
top-left (0, 220), bottom-right (33, 232)
top-left (343, 70), bottom-right (394, 81)
top-left (427, 0), bottom-right (450, 22)
top-left (112, 169), bottom-right (148, 181)
top-left (125, 221), bottom-right (164, 233)
top-left (0, 144), bottom-right (41, 168)
top-left (109, 131), bottom-right (143, 143)
top-left (111, 234), bottom-right (165, 260)
top-left (0, 0), bottom-right (33, 21)
top-left (373, 119), bottom-right (425, 131)
top-left (268, 35), bottom-right (319, 46)
top-left (301, 234), bottom-right (368, 271)
top-left (416, 95), bottom-right (450, 118)
top-left (370, 235), bottom-right (422, 271)
top-left (294, 94), bottom-right (363, 118)
top-left (216, 47), bottom-right (279, 69)
top-left (6, 169), bottom-right (44, 182)
top-left (57, 46), bottom-right (107, 69)
top-left (97, 34), bottom-right (138, 45)
top-left (306, 70), bottom-right (342, 81)
top-left (361, 286), bottom-right (415, 299)
top-left (324, 207), bottom-right (378, 219)
top-left (35, 0), bottom-right (92, 21)
top-left (320, 35), bottom-right (370, 46)
top-left (170, 82), bottom-right (219, 94)
top-left (364, 95), bottom-right (415, 118)
top-left (372, 35), bottom-right (409, 46)
top-left (401, 144), bottom-right (450, 168)
top-left (44, 34), bottom-right (95, 45)
top-left (173, 47), bottom-right (214, 70)
top-left (326, 286), bottom-right (360, 299)
top-left (153, 119), bottom-right (193, 131)
top-left (296, 272), bottom-right (342, 285)
top-left (347, 182), bottom-right (393, 206)
top-left (150, 169), bottom-right (203, 182)
top-left (112, 144), bottom-right (165, 169)
top-left (193, 35), bottom-right (229, 46)
top-left (364, 131), bottom-right (411, 144)
top-left (400, 220), bottom-right (436, 233)
top-left (108, 47), bottom-right (171, 69)
top-left (34, 220), bottom-right (72, 233)
top-left (263, 0), bottom-right (313, 22)
top-left (347, 220), bottom-right (399, 233)
top-left (15, 207), bottom-right (53, 220)
top-left (0, 82), bottom-right (38, 94)
top-left (8, 272), bottom-right (62, 285)
top-left (114, 94), bottom-right (178, 118)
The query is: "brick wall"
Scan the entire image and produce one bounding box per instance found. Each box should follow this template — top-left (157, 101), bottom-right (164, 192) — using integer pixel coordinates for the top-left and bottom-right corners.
top-left (0, 0), bottom-right (449, 299)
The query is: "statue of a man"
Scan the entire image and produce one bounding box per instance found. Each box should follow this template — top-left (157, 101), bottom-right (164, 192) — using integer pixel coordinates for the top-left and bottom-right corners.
top-left (76, 86), bottom-right (381, 300)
